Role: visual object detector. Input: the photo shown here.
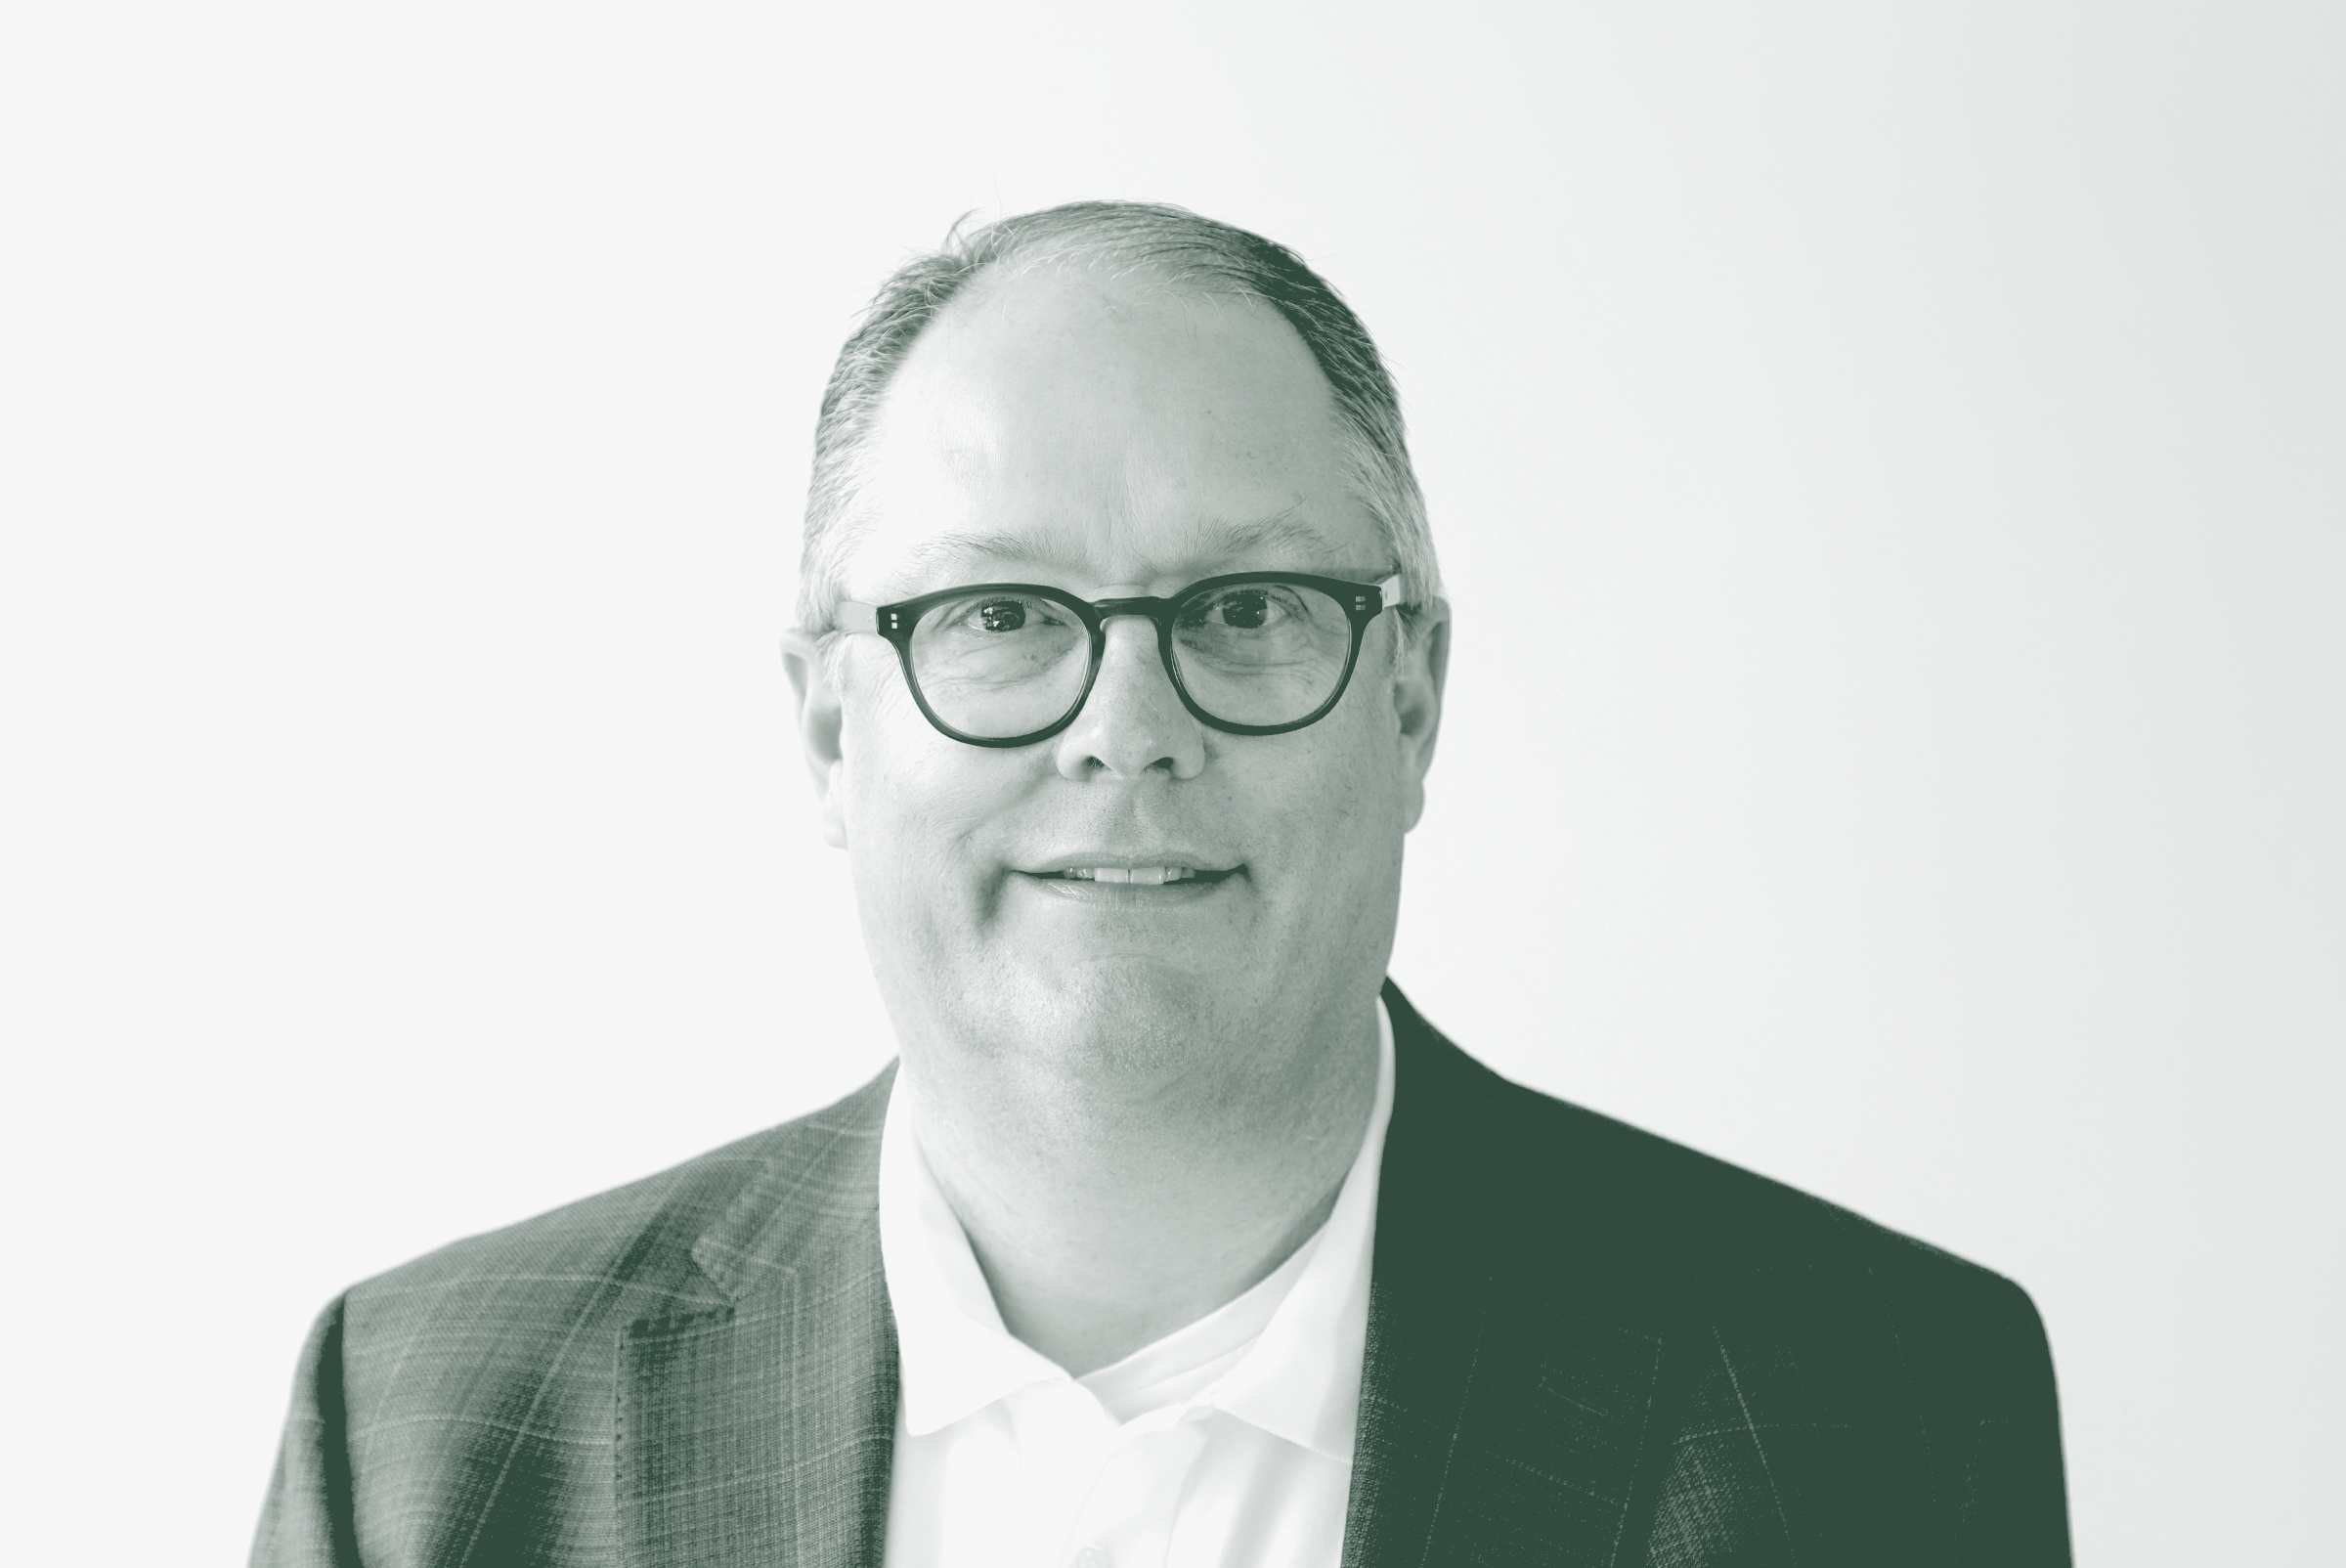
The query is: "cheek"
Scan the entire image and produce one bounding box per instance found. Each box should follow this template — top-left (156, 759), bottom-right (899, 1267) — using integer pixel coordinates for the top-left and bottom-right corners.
top-left (837, 672), bottom-right (1027, 906)
top-left (1249, 715), bottom-right (1407, 882)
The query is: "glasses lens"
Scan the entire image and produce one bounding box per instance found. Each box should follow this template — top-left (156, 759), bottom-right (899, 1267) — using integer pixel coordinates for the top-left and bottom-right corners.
top-left (907, 589), bottom-right (1092, 738)
top-left (1172, 581), bottom-right (1357, 727)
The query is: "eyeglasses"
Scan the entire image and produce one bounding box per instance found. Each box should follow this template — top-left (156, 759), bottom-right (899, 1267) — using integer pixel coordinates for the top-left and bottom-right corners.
top-left (833, 572), bottom-right (1406, 748)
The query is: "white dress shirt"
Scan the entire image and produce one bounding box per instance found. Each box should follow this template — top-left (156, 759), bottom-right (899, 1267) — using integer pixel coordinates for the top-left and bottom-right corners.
top-left (877, 1002), bottom-right (1396, 1568)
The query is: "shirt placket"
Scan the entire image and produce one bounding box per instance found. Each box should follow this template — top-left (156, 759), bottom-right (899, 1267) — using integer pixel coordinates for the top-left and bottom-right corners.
top-left (1052, 1404), bottom-right (1215, 1568)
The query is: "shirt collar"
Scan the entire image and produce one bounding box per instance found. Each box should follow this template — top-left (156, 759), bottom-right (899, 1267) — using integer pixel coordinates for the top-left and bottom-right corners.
top-left (1207, 1000), bottom-right (1392, 1461)
top-left (877, 999), bottom-right (1396, 1456)
top-left (877, 1066), bottom-right (1066, 1435)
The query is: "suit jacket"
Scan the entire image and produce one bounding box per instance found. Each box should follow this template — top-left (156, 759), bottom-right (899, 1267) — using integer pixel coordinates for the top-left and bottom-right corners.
top-left (253, 982), bottom-right (2069, 1566)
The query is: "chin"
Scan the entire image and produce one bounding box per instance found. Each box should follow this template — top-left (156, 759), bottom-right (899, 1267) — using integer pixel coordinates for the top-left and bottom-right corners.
top-left (1009, 955), bottom-right (1237, 1079)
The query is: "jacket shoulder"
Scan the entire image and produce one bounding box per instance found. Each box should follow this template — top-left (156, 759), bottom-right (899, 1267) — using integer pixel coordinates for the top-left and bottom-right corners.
top-left (1387, 989), bottom-right (2033, 1322)
top-left (340, 1063), bottom-right (895, 1336)
top-left (1470, 1061), bottom-right (2065, 1561)
top-left (1528, 1065), bottom-right (2006, 1285)
top-left (289, 1067), bottom-right (896, 1565)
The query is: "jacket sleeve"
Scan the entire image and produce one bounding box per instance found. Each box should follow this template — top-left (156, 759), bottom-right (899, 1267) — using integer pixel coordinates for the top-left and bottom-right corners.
top-left (1957, 1277), bottom-right (2073, 1566)
top-left (250, 1296), bottom-right (363, 1568)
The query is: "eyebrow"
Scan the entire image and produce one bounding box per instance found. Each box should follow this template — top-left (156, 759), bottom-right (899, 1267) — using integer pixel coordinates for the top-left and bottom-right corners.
top-left (891, 529), bottom-right (1053, 583)
top-left (889, 512), bottom-right (1350, 588)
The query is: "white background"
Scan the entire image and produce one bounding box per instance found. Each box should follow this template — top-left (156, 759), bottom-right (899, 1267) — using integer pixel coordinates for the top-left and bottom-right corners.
top-left (4, 3), bottom-right (2339, 1562)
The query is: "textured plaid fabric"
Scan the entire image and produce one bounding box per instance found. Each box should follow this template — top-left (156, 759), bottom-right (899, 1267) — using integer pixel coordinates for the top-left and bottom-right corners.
top-left (253, 983), bottom-right (2068, 1566)
top-left (252, 1072), bottom-right (899, 1568)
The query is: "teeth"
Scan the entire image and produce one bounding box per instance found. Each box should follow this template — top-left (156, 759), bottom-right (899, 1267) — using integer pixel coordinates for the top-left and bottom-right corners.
top-left (1061, 866), bottom-right (1195, 884)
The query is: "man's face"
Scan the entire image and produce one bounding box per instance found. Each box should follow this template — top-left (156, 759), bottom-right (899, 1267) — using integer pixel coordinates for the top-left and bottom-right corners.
top-left (793, 265), bottom-right (1446, 1093)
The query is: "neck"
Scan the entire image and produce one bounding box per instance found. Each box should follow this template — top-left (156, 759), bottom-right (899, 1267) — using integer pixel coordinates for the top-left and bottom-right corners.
top-left (902, 994), bottom-right (1382, 1377)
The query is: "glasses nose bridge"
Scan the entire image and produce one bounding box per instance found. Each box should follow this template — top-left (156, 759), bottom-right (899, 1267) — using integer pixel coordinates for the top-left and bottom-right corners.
top-left (1087, 592), bottom-right (1179, 632)
top-left (1084, 594), bottom-right (1180, 684)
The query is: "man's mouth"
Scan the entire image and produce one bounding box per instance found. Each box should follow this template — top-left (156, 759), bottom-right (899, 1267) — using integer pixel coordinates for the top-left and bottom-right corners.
top-left (1048, 865), bottom-right (1239, 886)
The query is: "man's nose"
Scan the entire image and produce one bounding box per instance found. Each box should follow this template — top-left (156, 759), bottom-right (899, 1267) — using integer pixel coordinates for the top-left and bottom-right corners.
top-left (1051, 615), bottom-right (1207, 780)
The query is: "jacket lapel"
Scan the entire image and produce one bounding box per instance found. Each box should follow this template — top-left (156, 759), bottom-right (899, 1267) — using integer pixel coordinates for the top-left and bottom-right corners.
top-left (618, 1070), bottom-right (900, 1568)
top-left (1343, 984), bottom-right (1676, 1567)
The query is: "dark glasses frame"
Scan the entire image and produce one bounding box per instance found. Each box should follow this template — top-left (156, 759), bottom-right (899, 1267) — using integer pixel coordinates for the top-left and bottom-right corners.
top-left (834, 571), bottom-right (1405, 748)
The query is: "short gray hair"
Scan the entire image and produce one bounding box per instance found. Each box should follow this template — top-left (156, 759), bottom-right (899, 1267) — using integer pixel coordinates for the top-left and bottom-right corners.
top-left (797, 200), bottom-right (1441, 635)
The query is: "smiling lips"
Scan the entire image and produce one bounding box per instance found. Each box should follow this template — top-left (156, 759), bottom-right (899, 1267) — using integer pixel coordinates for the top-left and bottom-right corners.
top-left (1029, 861), bottom-right (1243, 887)
top-left (1054, 865), bottom-right (1238, 885)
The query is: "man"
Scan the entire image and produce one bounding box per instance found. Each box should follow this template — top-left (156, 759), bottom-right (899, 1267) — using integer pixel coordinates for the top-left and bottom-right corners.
top-left (254, 201), bottom-right (2070, 1566)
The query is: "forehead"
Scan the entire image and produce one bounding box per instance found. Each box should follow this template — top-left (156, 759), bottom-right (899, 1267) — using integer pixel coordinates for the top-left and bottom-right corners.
top-left (849, 263), bottom-right (1381, 598)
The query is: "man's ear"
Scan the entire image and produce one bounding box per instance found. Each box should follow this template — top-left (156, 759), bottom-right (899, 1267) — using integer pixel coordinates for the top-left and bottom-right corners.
top-left (779, 631), bottom-right (849, 849)
top-left (1393, 599), bottom-right (1451, 833)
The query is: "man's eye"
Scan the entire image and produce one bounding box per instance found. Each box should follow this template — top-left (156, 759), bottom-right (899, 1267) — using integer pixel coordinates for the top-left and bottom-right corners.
top-left (975, 600), bottom-right (1027, 632)
top-left (1191, 588), bottom-right (1301, 631)
top-left (1217, 590), bottom-right (1272, 630)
